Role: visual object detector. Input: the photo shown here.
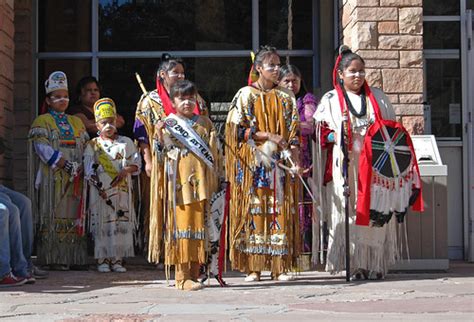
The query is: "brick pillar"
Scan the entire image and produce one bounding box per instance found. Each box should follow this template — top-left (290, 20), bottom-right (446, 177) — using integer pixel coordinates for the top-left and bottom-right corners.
top-left (13, 0), bottom-right (33, 193)
top-left (0, 0), bottom-right (15, 185)
top-left (341, 0), bottom-right (424, 134)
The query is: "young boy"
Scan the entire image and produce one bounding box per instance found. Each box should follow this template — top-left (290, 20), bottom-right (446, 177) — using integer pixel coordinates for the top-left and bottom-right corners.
top-left (83, 98), bottom-right (140, 273)
top-left (154, 80), bottom-right (219, 291)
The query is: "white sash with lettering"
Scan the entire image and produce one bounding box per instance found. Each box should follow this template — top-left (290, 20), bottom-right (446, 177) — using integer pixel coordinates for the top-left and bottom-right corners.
top-left (164, 113), bottom-right (214, 169)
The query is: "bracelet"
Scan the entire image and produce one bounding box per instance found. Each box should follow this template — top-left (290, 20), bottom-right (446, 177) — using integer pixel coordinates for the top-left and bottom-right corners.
top-left (63, 160), bottom-right (79, 177)
top-left (327, 132), bottom-right (335, 143)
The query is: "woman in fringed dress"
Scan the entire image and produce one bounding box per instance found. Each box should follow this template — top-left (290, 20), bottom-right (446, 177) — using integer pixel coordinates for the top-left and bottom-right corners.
top-left (225, 46), bottom-right (301, 282)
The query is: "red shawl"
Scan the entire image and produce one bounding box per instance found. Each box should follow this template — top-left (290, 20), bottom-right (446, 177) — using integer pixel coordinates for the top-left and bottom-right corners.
top-left (331, 53), bottom-right (423, 226)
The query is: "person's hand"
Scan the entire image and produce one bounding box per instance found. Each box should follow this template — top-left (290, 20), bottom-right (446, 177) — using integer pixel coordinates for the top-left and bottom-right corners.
top-left (99, 190), bottom-right (108, 200)
top-left (292, 165), bottom-right (304, 176)
top-left (155, 121), bottom-right (165, 134)
top-left (56, 157), bottom-right (66, 169)
top-left (268, 133), bottom-right (288, 149)
top-left (302, 167), bottom-right (312, 176)
top-left (154, 121), bottom-right (166, 144)
top-left (296, 166), bottom-right (305, 176)
top-left (145, 161), bottom-right (152, 177)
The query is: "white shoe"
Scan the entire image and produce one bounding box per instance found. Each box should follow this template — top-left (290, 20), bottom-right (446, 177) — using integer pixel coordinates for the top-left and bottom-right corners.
top-left (111, 263), bottom-right (127, 273)
top-left (276, 273), bottom-right (295, 281)
top-left (244, 272), bottom-right (260, 282)
top-left (97, 263), bottom-right (111, 273)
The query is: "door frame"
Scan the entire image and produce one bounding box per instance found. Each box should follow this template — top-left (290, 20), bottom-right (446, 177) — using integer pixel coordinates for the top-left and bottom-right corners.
top-left (423, 0), bottom-right (473, 261)
top-left (461, 3), bottom-right (474, 261)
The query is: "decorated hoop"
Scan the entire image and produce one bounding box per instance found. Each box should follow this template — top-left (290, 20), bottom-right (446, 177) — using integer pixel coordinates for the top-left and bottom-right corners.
top-left (356, 117), bottom-right (423, 227)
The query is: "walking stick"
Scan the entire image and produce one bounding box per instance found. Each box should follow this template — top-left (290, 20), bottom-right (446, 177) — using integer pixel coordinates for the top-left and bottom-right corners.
top-left (135, 73), bottom-right (148, 97)
top-left (341, 121), bottom-right (351, 282)
top-left (281, 149), bottom-right (317, 203)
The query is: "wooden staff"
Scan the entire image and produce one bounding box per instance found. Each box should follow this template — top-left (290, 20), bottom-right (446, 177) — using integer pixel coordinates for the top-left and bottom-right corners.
top-left (341, 120), bottom-right (351, 282)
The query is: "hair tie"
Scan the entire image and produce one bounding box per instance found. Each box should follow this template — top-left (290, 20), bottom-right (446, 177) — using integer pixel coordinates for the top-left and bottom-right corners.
top-left (161, 53), bottom-right (171, 62)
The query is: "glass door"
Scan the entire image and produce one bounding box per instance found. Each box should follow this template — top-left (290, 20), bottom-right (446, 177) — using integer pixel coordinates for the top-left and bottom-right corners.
top-left (423, 1), bottom-right (464, 260)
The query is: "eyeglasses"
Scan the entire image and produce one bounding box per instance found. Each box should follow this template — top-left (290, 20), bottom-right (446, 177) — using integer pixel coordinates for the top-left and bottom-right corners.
top-left (344, 71), bottom-right (366, 78)
top-left (50, 96), bottom-right (70, 103)
top-left (168, 71), bottom-right (185, 78)
top-left (263, 64), bottom-right (281, 72)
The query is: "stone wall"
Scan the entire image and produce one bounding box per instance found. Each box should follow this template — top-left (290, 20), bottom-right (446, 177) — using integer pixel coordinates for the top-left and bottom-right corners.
top-left (0, 0), bottom-right (15, 186)
top-left (13, 0), bottom-right (33, 193)
top-left (341, 0), bottom-right (424, 134)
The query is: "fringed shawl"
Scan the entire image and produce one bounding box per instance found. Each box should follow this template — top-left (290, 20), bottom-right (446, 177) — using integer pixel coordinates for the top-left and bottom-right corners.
top-left (135, 90), bottom-right (166, 263)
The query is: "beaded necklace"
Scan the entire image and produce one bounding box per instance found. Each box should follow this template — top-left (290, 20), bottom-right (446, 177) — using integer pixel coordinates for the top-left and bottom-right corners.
top-left (49, 109), bottom-right (75, 142)
top-left (342, 86), bottom-right (367, 118)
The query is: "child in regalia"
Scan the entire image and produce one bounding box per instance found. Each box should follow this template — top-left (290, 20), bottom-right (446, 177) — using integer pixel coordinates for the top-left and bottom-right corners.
top-left (154, 80), bottom-right (220, 291)
top-left (28, 71), bottom-right (89, 269)
top-left (83, 98), bottom-right (141, 273)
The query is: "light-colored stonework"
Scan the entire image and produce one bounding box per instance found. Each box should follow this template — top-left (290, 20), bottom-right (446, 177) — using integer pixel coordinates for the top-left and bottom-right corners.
top-left (341, 0), bottom-right (424, 134)
top-left (400, 50), bottom-right (423, 68)
top-left (378, 21), bottom-right (399, 34)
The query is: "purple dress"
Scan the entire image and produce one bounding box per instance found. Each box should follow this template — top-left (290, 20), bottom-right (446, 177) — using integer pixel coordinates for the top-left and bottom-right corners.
top-left (297, 93), bottom-right (318, 253)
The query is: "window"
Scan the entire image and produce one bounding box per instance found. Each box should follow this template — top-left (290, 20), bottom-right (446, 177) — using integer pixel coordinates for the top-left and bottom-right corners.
top-left (423, 22), bottom-right (460, 49)
top-left (37, 0), bottom-right (320, 136)
top-left (425, 59), bottom-right (462, 137)
top-left (99, 0), bottom-right (252, 51)
top-left (39, 0), bottom-right (91, 52)
top-left (98, 57), bottom-right (249, 135)
top-left (422, 0), bottom-right (462, 139)
top-left (260, 0), bottom-right (313, 49)
top-left (423, 1), bottom-right (460, 15)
